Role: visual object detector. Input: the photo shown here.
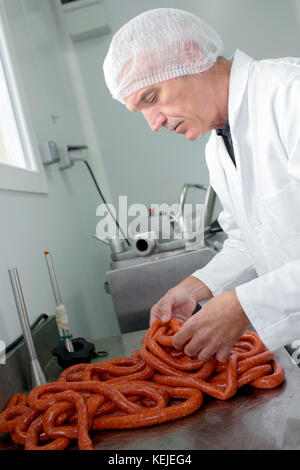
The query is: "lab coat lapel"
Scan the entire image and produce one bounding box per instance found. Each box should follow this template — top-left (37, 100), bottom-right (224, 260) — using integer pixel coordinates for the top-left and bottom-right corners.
top-left (229, 50), bottom-right (255, 217)
top-left (228, 49), bottom-right (253, 122)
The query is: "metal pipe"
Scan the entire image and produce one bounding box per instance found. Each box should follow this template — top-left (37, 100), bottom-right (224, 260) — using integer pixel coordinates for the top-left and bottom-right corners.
top-left (44, 252), bottom-right (74, 353)
top-left (44, 251), bottom-right (62, 306)
top-left (177, 183), bottom-right (216, 232)
top-left (8, 268), bottom-right (47, 388)
top-left (203, 185), bottom-right (217, 229)
top-left (177, 183), bottom-right (207, 233)
top-left (178, 183), bottom-right (207, 212)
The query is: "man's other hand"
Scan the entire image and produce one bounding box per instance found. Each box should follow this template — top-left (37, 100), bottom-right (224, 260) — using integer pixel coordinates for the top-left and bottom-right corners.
top-left (150, 276), bottom-right (212, 325)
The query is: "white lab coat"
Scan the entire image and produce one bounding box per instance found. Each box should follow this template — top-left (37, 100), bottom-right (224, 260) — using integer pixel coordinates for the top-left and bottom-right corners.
top-left (192, 49), bottom-right (300, 351)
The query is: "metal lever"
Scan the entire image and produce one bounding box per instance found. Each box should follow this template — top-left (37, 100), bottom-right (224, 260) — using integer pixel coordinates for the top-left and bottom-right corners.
top-left (8, 268), bottom-right (47, 388)
top-left (176, 183), bottom-right (216, 232)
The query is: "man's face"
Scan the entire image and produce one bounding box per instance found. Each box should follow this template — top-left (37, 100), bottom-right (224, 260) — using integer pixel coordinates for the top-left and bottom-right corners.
top-left (124, 71), bottom-right (223, 141)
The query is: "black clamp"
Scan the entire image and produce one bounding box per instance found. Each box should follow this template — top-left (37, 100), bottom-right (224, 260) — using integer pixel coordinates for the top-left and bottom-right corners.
top-left (52, 337), bottom-right (96, 369)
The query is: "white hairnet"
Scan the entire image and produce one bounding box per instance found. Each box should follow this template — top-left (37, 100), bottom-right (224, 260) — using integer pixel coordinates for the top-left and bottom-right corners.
top-left (103, 8), bottom-right (224, 104)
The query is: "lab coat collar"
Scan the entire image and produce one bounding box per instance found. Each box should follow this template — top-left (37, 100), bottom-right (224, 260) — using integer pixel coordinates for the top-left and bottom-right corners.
top-left (228, 49), bottom-right (254, 122)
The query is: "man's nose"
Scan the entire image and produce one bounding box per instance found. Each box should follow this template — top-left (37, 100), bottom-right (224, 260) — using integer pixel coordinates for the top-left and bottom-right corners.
top-left (143, 110), bottom-right (167, 132)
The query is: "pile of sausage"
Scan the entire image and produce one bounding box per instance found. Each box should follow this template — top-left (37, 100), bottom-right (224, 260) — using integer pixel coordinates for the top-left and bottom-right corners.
top-left (0, 319), bottom-right (285, 450)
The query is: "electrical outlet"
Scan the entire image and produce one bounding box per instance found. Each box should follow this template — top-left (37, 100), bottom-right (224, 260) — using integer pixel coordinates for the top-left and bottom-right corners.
top-left (39, 141), bottom-right (60, 165)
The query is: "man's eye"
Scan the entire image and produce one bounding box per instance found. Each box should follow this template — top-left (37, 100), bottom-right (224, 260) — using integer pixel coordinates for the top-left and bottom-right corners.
top-left (148, 94), bottom-right (156, 104)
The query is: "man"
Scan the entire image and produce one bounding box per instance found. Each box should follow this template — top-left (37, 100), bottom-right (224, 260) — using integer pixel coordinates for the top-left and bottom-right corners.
top-left (103, 8), bottom-right (300, 362)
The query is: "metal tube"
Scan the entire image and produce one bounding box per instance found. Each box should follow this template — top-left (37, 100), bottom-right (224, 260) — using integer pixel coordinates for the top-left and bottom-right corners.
top-left (177, 183), bottom-right (208, 232)
top-left (204, 185), bottom-right (216, 229)
top-left (177, 183), bottom-right (217, 232)
top-left (63, 337), bottom-right (74, 353)
top-left (8, 268), bottom-right (47, 388)
top-left (44, 251), bottom-right (62, 306)
top-left (44, 252), bottom-right (74, 353)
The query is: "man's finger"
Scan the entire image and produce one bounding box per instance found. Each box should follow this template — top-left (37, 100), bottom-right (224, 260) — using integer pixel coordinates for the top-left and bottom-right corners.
top-left (197, 344), bottom-right (217, 362)
top-left (215, 345), bottom-right (232, 363)
top-left (149, 306), bottom-right (160, 326)
top-left (172, 321), bottom-right (193, 350)
top-left (182, 333), bottom-right (206, 357)
top-left (150, 294), bottom-right (174, 325)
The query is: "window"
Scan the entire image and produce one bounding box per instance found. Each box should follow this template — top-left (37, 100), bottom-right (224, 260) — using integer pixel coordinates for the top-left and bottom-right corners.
top-left (0, 54), bottom-right (28, 170)
top-left (0, 3), bottom-right (47, 193)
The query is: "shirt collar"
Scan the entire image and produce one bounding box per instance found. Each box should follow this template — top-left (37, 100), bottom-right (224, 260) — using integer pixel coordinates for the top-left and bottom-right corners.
top-left (216, 120), bottom-right (230, 136)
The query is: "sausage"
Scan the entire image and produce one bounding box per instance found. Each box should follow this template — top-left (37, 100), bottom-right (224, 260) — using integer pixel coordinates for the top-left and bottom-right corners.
top-left (150, 325), bottom-right (204, 370)
top-left (100, 364), bottom-right (155, 383)
top-left (0, 405), bottom-right (29, 433)
top-left (29, 389), bottom-right (93, 450)
top-left (237, 351), bottom-right (275, 374)
top-left (28, 382), bottom-right (144, 416)
top-left (12, 409), bottom-right (40, 445)
top-left (232, 331), bottom-right (265, 359)
top-left (57, 363), bottom-right (89, 383)
top-left (250, 360), bottom-right (285, 389)
top-left (148, 336), bottom-right (205, 371)
top-left (92, 387), bottom-right (203, 430)
top-left (153, 354), bottom-right (238, 400)
top-left (25, 414), bottom-right (71, 451)
top-left (238, 364), bottom-right (273, 388)
top-left (6, 393), bottom-right (28, 408)
top-left (81, 359), bottom-right (147, 381)
top-left (0, 319), bottom-right (284, 450)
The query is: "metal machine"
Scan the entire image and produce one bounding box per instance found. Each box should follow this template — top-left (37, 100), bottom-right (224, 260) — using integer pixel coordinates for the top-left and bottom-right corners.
top-left (95, 184), bottom-right (226, 333)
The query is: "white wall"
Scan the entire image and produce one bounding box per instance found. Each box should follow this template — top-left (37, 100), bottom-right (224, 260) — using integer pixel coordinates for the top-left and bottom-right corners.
top-left (74, 0), bottom-right (300, 214)
top-left (0, 0), bottom-right (119, 347)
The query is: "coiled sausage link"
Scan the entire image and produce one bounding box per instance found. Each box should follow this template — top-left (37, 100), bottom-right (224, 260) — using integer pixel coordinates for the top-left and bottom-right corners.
top-left (25, 414), bottom-right (71, 451)
top-left (0, 319), bottom-right (285, 451)
top-left (0, 405), bottom-right (29, 433)
top-left (82, 358), bottom-right (146, 381)
top-left (250, 360), bottom-right (285, 389)
top-left (29, 390), bottom-right (93, 450)
top-left (92, 387), bottom-right (203, 430)
top-left (153, 354), bottom-right (238, 400)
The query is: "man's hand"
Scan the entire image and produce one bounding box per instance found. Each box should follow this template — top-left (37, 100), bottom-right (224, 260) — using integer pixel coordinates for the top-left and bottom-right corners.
top-left (150, 276), bottom-right (212, 325)
top-left (172, 290), bottom-right (250, 362)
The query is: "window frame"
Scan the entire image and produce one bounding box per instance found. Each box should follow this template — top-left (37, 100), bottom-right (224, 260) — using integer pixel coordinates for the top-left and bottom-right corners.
top-left (0, 2), bottom-right (48, 194)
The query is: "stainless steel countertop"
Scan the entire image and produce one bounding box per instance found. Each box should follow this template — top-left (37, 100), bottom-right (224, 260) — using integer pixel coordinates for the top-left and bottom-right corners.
top-left (1, 328), bottom-right (300, 450)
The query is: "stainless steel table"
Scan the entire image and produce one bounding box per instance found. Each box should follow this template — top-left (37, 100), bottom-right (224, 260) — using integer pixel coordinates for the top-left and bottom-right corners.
top-left (1, 329), bottom-right (300, 450)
